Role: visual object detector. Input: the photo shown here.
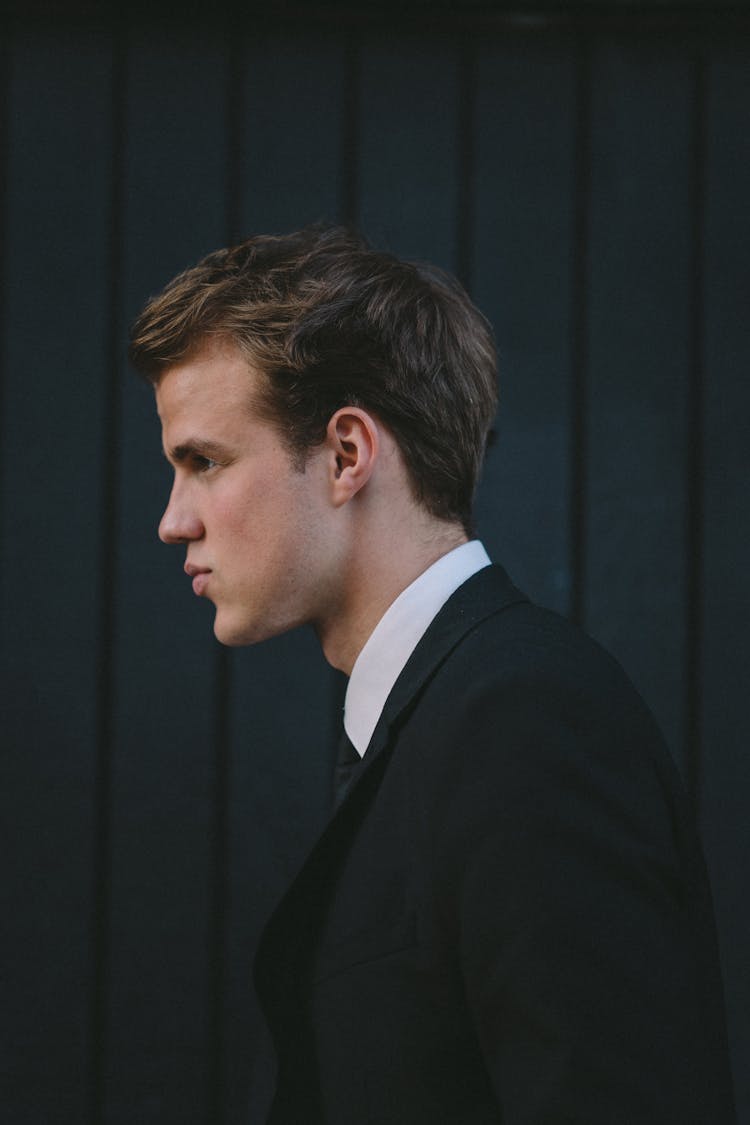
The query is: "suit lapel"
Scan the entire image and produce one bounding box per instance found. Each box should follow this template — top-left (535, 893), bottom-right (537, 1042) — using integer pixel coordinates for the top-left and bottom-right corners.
top-left (253, 564), bottom-right (527, 1041)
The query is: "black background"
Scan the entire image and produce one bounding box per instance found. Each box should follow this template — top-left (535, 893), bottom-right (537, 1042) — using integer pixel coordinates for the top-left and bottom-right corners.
top-left (1, 3), bottom-right (748, 1122)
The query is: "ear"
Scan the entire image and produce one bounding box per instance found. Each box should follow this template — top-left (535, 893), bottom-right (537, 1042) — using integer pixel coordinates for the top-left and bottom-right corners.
top-left (326, 407), bottom-right (380, 506)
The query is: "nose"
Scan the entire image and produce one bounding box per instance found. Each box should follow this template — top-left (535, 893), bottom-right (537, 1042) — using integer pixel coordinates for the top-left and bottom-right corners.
top-left (158, 481), bottom-right (205, 544)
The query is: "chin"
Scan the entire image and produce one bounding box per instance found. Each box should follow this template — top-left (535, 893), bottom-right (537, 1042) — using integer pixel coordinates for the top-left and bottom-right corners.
top-left (213, 620), bottom-right (253, 647)
top-left (213, 611), bottom-right (286, 648)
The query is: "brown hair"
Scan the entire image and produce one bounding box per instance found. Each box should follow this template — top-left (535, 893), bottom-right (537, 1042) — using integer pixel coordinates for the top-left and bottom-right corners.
top-left (129, 224), bottom-right (497, 532)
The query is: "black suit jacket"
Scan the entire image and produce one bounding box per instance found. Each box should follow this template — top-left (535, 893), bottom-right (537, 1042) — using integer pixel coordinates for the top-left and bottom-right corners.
top-left (251, 565), bottom-right (736, 1123)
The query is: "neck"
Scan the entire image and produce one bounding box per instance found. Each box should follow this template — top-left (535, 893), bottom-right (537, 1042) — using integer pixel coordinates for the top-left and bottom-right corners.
top-left (317, 519), bottom-right (468, 675)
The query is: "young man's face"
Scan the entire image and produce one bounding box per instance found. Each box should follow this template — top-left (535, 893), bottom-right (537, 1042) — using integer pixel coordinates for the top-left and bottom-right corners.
top-left (155, 340), bottom-right (340, 646)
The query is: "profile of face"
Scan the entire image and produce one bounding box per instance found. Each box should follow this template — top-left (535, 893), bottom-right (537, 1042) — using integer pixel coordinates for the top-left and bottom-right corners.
top-left (156, 341), bottom-right (341, 646)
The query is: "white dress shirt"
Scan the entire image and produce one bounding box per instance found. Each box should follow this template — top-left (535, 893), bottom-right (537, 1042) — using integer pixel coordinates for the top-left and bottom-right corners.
top-left (343, 540), bottom-right (492, 756)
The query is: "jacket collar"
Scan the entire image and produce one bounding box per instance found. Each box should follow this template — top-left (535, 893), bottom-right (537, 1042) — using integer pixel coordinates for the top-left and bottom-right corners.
top-left (358, 562), bottom-right (528, 766)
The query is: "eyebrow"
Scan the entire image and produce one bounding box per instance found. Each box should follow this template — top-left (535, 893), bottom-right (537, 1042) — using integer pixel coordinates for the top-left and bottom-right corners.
top-left (165, 437), bottom-right (234, 464)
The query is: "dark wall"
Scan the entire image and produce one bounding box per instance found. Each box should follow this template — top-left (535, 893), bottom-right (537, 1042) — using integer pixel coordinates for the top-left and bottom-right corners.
top-left (2, 7), bottom-right (748, 1123)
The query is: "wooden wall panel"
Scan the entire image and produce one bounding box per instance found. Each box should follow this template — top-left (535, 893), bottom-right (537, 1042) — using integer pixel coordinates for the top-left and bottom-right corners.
top-left (357, 35), bottom-right (460, 267)
top-left (584, 40), bottom-right (692, 766)
top-left (223, 35), bottom-right (349, 1119)
top-left (701, 48), bottom-right (750, 1123)
top-left (0, 31), bottom-right (113, 1125)
top-left (240, 33), bottom-right (347, 232)
top-left (472, 40), bottom-right (576, 615)
top-left (106, 32), bottom-right (229, 1125)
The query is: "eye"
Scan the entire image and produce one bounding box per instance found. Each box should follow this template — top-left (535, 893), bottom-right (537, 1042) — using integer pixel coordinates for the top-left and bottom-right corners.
top-left (193, 454), bottom-right (219, 473)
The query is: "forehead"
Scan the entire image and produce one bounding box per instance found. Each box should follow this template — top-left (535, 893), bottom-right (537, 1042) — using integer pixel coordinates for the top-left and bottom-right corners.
top-left (155, 341), bottom-right (260, 433)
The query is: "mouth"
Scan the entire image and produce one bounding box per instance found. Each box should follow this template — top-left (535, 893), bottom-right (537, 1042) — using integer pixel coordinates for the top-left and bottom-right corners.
top-left (192, 573), bottom-right (210, 597)
top-left (185, 561), bottom-right (212, 597)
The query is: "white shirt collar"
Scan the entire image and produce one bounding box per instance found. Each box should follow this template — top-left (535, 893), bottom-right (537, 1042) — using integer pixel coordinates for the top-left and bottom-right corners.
top-left (343, 540), bottom-right (491, 756)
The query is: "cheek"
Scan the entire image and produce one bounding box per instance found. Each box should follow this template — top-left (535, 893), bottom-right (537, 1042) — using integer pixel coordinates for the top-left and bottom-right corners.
top-left (210, 457), bottom-right (325, 562)
top-left (213, 475), bottom-right (291, 546)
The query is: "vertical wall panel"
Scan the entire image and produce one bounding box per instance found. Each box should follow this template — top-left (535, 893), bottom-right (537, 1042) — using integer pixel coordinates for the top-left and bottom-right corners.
top-left (241, 33), bottom-right (346, 231)
top-left (584, 40), bottom-right (692, 764)
top-left (0, 32), bottom-right (112, 1125)
top-left (701, 47), bottom-right (750, 1125)
top-left (106, 31), bottom-right (228, 1125)
top-left (357, 35), bottom-right (459, 267)
top-left (223, 34), bottom-right (348, 1122)
top-left (472, 40), bottom-right (576, 612)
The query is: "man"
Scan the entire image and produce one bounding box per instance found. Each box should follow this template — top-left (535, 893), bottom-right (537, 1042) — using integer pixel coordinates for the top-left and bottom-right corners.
top-left (130, 225), bottom-right (735, 1123)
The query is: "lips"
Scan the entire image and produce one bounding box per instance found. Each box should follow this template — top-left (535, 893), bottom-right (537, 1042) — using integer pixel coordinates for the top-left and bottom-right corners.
top-left (185, 561), bottom-right (211, 597)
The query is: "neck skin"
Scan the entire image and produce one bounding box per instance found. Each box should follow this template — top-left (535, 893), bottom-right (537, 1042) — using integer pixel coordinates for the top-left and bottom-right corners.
top-left (313, 437), bottom-right (468, 676)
